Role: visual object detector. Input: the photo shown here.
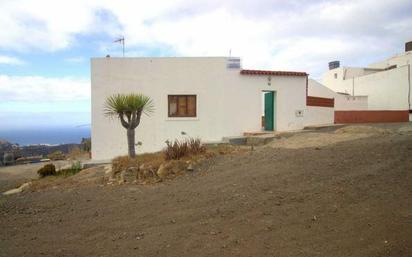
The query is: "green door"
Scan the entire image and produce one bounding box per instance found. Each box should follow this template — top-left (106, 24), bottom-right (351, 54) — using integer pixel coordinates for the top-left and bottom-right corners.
top-left (264, 92), bottom-right (276, 131)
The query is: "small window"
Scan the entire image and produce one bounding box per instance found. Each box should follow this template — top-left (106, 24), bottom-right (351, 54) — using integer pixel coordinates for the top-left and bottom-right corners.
top-left (168, 95), bottom-right (197, 117)
top-left (334, 73), bottom-right (338, 79)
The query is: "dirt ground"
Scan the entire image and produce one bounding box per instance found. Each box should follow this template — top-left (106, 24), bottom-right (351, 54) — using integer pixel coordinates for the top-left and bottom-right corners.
top-left (0, 124), bottom-right (411, 257)
top-left (0, 160), bottom-right (70, 193)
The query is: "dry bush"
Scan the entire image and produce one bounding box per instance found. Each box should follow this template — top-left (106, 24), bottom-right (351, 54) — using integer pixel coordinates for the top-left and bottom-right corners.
top-left (136, 152), bottom-right (165, 169)
top-left (37, 164), bottom-right (56, 178)
top-left (164, 138), bottom-right (206, 160)
top-left (67, 146), bottom-right (90, 160)
top-left (187, 138), bottom-right (206, 155)
top-left (112, 156), bottom-right (140, 174)
top-left (164, 140), bottom-right (188, 160)
top-left (112, 153), bottom-right (165, 174)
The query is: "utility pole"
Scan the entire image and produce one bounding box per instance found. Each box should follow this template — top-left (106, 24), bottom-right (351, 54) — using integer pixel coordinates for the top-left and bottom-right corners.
top-left (114, 37), bottom-right (125, 57)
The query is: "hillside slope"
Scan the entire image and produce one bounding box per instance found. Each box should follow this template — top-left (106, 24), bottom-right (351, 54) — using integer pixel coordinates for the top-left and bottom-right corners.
top-left (1, 126), bottom-right (411, 257)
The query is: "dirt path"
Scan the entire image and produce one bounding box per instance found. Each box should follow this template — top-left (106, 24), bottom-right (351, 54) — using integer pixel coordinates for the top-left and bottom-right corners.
top-left (0, 126), bottom-right (411, 257)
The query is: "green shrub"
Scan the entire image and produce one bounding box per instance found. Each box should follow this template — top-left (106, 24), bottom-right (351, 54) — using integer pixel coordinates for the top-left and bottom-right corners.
top-left (57, 161), bottom-right (82, 177)
top-left (47, 151), bottom-right (65, 161)
top-left (164, 138), bottom-right (206, 160)
top-left (71, 161), bottom-right (82, 172)
top-left (37, 164), bottom-right (56, 178)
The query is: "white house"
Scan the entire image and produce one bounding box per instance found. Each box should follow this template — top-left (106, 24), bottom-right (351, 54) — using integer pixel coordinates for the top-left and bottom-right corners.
top-left (321, 41), bottom-right (412, 123)
top-left (91, 57), bottom-right (334, 160)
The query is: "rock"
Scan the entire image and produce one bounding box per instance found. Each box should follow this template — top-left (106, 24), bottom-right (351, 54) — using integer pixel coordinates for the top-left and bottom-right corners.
top-left (186, 162), bottom-right (194, 171)
top-left (157, 164), bottom-right (169, 178)
top-left (135, 232), bottom-right (145, 240)
top-left (2, 188), bottom-right (21, 195)
top-left (103, 165), bottom-right (112, 174)
top-left (2, 182), bottom-right (32, 195)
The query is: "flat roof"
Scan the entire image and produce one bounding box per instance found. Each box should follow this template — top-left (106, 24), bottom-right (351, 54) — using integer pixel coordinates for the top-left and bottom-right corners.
top-left (240, 69), bottom-right (307, 77)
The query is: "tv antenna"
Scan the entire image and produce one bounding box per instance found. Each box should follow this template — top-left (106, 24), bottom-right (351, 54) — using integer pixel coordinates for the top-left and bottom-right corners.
top-left (113, 37), bottom-right (125, 57)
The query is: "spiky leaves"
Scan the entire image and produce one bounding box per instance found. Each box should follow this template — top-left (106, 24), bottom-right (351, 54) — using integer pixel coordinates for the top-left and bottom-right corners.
top-left (104, 93), bottom-right (154, 129)
top-left (104, 93), bottom-right (154, 157)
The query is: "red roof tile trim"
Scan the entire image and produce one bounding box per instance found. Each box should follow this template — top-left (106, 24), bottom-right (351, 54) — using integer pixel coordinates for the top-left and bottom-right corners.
top-left (240, 69), bottom-right (307, 77)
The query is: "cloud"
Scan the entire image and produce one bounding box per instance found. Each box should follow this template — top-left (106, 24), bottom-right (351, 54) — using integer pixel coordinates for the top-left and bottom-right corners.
top-left (0, 0), bottom-right (411, 77)
top-left (0, 74), bottom-right (90, 102)
top-left (0, 0), bottom-right (120, 52)
top-left (65, 57), bottom-right (86, 63)
top-left (0, 55), bottom-right (24, 65)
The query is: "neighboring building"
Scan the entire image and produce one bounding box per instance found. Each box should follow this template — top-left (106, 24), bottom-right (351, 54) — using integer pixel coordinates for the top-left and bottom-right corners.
top-left (92, 57), bottom-right (334, 160)
top-left (305, 79), bottom-right (368, 126)
top-left (321, 41), bottom-right (412, 123)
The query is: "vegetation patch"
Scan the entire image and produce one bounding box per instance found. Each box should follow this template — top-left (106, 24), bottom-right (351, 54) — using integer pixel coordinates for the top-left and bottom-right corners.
top-left (37, 163), bottom-right (57, 178)
top-left (37, 161), bottom-right (82, 178)
top-left (110, 141), bottom-right (243, 184)
top-left (164, 138), bottom-right (206, 160)
top-left (57, 161), bottom-right (82, 177)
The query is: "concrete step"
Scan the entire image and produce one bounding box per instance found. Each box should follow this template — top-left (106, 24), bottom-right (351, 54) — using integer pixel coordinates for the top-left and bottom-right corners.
top-left (223, 134), bottom-right (279, 146)
top-left (246, 134), bottom-right (279, 146)
top-left (222, 136), bottom-right (247, 145)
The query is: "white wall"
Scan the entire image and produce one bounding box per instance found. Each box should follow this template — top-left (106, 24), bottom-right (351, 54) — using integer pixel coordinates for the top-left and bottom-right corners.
top-left (322, 67), bottom-right (382, 94)
top-left (323, 65), bottom-right (411, 110)
top-left (91, 57), bottom-right (307, 160)
top-left (304, 106), bottom-right (334, 126)
top-left (303, 79), bottom-right (335, 126)
top-left (308, 79), bottom-right (336, 98)
top-left (335, 94), bottom-right (368, 111)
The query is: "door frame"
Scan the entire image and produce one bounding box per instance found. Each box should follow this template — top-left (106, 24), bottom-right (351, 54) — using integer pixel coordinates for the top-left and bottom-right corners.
top-left (262, 90), bottom-right (276, 131)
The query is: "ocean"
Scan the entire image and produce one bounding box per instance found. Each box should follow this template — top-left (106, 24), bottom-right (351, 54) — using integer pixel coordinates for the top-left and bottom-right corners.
top-left (0, 127), bottom-right (91, 146)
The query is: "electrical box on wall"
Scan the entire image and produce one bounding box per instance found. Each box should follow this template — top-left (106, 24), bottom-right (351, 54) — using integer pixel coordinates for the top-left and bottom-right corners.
top-left (295, 110), bottom-right (304, 117)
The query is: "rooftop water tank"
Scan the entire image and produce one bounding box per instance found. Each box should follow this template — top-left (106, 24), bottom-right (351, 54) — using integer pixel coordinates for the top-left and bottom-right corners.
top-left (328, 61), bottom-right (340, 70)
top-left (405, 41), bottom-right (412, 52)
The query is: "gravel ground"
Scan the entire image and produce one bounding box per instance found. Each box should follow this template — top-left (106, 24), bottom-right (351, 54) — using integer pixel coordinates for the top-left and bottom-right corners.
top-left (0, 124), bottom-right (411, 257)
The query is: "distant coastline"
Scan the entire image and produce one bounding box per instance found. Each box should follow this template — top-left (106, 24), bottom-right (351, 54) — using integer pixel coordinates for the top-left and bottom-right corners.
top-left (0, 127), bottom-right (91, 146)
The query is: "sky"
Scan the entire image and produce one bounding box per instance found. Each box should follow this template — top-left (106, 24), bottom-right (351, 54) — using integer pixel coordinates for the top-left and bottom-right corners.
top-left (0, 0), bottom-right (411, 129)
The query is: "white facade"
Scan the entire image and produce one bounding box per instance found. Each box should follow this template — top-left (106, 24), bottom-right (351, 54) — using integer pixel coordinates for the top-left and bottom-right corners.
top-left (322, 50), bottom-right (412, 112)
top-left (91, 57), bottom-right (308, 160)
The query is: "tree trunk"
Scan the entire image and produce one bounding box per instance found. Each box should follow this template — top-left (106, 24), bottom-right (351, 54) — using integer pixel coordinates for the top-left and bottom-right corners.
top-left (127, 128), bottom-right (136, 158)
